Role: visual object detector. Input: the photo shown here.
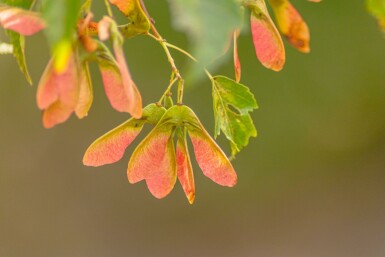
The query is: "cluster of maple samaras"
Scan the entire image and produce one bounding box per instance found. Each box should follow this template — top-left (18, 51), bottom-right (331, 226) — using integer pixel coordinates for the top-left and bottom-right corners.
top-left (0, 0), bottom-right (319, 203)
top-left (0, 4), bottom-right (142, 128)
top-left (83, 104), bottom-right (237, 204)
top-left (0, 2), bottom-right (235, 203)
top-left (234, 0), bottom-right (320, 81)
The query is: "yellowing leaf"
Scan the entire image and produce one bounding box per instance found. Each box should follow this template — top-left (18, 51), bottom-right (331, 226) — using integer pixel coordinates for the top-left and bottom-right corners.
top-left (269, 0), bottom-right (310, 53)
top-left (110, 0), bottom-right (136, 15)
top-left (176, 127), bottom-right (195, 204)
top-left (249, 0), bottom-right (285, 71)
top-left (109, 0), bottom-right (150, 38)
top-left (212, 76), bottom-right (258, 157)
top-left (83, 104), bottom-right (166, 167)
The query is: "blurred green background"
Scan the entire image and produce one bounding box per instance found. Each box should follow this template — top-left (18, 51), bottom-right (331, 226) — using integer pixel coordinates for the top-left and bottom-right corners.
top-left (1, 1), bottom-right (385, 256)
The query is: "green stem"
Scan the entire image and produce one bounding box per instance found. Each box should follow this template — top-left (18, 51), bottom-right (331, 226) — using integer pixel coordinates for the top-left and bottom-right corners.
top-left (177, 78), bottom-right (184, 103)
top-left (147, 29), bottom-right (185, 104)
top-left (165, 42), bottom-right (197, 62)
top-left (104, 0), bottom-right (113, 17)
top-left (138, 0), bottom-right (185, 104)
top-left (30, 0), bottom-right (38, 10)
top-left (81, 0), bottom-right (92, 13)
top-left (158, 77), bottom-right (178, 105)
top-left (164, 42), bottom-right (214, 81)
top-left (141, 0), bottom-right (215, 103)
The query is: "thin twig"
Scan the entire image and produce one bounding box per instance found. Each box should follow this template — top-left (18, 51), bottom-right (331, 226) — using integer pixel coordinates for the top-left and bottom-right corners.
top-left (164, 42), bottom-right (214, 81)
top-left (104, 0), bottom-right (113, 17)
top-left (158, 77), bottom-right (178, 104)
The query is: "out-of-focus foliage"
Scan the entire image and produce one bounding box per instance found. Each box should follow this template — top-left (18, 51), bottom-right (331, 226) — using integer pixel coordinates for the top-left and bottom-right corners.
top-left (367, 0), bottom-right (385, 31)
top-left (41, 0), bottom-right (82, 71)
top-left (167, 0), bottom-right (242, 70)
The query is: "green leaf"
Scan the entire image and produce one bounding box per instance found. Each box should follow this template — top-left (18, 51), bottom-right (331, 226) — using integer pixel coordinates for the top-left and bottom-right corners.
top-left (212, 75), bottom-right (258, 157)
top-left (41, 0), bottom-right (82, 71)
top-left (167, 0), bottom-right (242, 74)
top-left (367, 0), bottom-right (385, 31)
top-left (2, 0), bottom-right (34, 84)
top-left (6, 31), bottom-right (32, 84)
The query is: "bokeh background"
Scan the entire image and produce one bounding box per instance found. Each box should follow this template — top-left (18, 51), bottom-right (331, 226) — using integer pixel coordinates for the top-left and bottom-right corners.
top-left (1, 1), bottom-right (385, 256)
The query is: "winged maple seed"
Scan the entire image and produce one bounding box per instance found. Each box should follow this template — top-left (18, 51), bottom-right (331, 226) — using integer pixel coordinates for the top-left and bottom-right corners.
top-left (268, 0), bottom-right (310, 53)
top-left (249, 0), bottom-right (286, 71)
top-left (0, 5), bottom-right (45, 36)
top-left (0, 4), bottom-right (142, 126)
top-left (233, 29), bottom-right (242, 82)
top-left (83, 104), bottom-right (237, 204)
top-left (98, 16), bottom-right (142, 118)
top-left (37, 52), bottom-right (84, 128)
top-left (83, 104), bottom-right (166, 167)
top-left (233, 0), bottom-right (316, 76)
top-left (0, 8), bottom-right (143, 128)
